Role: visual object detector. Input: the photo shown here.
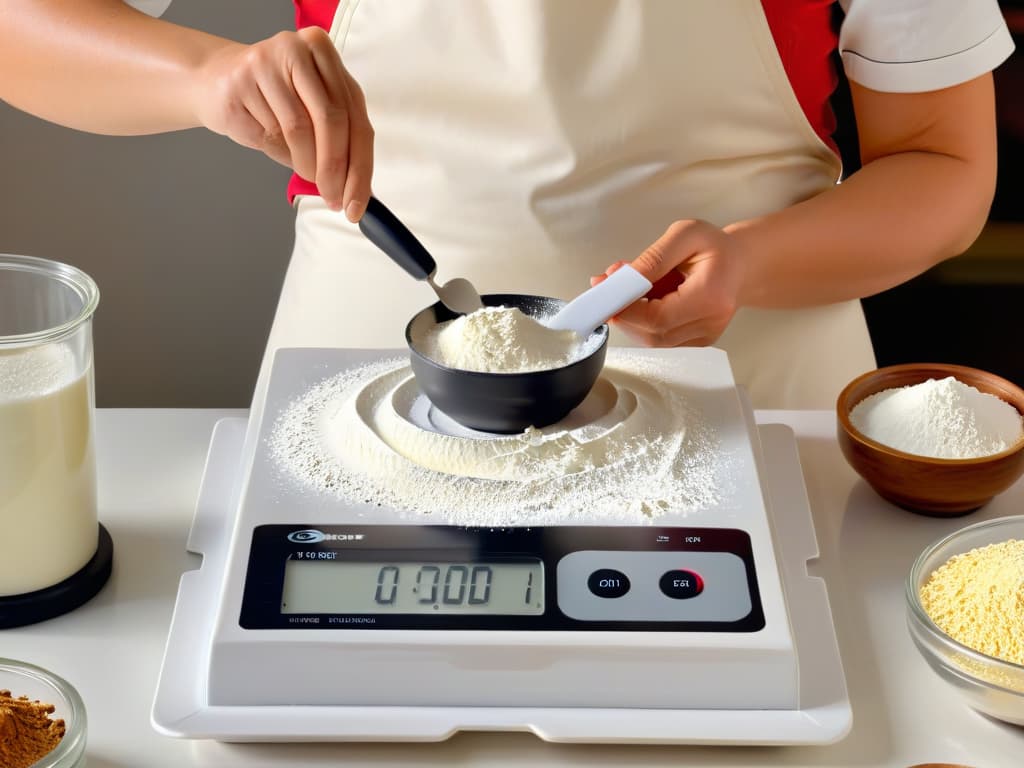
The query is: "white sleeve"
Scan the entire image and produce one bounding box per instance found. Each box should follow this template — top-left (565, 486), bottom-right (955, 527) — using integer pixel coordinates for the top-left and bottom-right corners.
top-left (124, 0), bottom-right (172, 17)
top-left (838, 0), bottom-right (1015, 93)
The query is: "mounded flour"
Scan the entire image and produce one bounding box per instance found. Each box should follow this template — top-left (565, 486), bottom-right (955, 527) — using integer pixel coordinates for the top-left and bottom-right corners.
top-left (850, 376), bottom-right (1024, 459)
top-left (269, 352), bottom-right (724, 526)
top-left (418, 306), bottom-right (599, 373)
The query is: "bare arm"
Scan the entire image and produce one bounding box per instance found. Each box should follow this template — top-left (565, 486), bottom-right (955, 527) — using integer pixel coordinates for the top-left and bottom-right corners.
top-left (0, 0), bottom-right (373, 217)
top-left (608, 74), bottom-right (998, 346)
top-left (0, 0), bottom-right (221, 134)
top-left (730, 74), bottom-right (997, 307)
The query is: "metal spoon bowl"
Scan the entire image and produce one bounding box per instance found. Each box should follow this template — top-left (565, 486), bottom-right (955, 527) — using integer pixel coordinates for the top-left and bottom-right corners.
top-left (359, 197), bottom-right (483, 315)
top-left (425, 275), bottom-right (484, 316)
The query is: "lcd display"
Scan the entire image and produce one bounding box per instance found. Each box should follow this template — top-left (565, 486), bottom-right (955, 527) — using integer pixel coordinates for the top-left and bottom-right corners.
top-left (281, 558), bottom-right (544, 615)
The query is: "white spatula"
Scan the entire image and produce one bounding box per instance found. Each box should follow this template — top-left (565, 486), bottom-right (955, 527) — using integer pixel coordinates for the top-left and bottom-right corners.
top-left (544, 265), bottom-right (653, 337)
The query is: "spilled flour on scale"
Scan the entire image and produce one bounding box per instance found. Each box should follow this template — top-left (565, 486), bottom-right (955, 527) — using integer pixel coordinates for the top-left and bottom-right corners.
top-left (269, 351), bottom-right (723, 526)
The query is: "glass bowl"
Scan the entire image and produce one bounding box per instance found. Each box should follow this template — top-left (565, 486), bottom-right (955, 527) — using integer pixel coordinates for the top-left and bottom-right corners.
top-left (0, 658), bottom-right (87, 767)
top-left (906, 516), bottom-right (1024, 725)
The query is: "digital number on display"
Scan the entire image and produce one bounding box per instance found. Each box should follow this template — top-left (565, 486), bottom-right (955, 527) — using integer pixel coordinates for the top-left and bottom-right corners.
top-left (281, 559), bottom-right (544, 615)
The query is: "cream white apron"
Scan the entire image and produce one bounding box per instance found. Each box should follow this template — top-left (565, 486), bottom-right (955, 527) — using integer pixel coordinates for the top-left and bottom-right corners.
top-left (262, 0), bottom-right (876, 410)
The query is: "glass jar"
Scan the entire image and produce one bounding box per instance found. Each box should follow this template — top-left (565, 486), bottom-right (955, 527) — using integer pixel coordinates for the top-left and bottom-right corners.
top-left (0, 255), bottom-right (111, 627)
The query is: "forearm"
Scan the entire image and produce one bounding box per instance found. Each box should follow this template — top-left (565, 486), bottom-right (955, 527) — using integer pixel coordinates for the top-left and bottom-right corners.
top-left (728, 149), bottom-right (995, 309)
top-left (729, 73), bottom-right (998, 311)
top-left (0, 0), bottom-right (234, 134)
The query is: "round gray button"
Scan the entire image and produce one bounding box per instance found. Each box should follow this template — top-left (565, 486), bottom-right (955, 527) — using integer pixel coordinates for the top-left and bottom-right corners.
top-left (587, 569), bottom-right (630, 598)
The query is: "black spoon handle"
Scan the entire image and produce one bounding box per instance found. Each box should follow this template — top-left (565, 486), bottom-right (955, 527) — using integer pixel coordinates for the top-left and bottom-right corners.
top-left (358, 196), bottom-right (437, 281)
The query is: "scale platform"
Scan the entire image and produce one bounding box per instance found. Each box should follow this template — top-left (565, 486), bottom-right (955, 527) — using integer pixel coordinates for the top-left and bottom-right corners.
top-left (152, 347), bottom-right (851, 744)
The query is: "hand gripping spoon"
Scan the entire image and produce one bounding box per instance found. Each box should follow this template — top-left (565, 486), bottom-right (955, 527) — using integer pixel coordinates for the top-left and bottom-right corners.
top-left (544, 264), bottom-right (653, 337)
top-left (358, 196), bottom-right (484, 315)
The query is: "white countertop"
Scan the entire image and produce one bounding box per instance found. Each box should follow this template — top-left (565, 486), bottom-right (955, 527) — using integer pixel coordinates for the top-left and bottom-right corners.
top-left (5, 408), bottom-right (1023, 767)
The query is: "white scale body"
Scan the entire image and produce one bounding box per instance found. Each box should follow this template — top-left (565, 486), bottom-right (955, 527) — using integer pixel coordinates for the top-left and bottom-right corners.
top-left (152, 347), bottom-right (851, 744)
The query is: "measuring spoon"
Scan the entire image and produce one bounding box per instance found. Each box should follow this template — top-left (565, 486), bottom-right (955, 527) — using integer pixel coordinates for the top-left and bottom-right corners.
top-left (358, 197), bottom-right (484, 315)
top-left (544, 264), bottom-right (653, 337)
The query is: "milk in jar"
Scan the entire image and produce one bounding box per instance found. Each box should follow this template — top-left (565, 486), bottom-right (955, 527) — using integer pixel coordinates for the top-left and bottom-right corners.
top-left (0, 344), bottom-right (97, 595)
top-left (0, 255), bottom-right (103, 611)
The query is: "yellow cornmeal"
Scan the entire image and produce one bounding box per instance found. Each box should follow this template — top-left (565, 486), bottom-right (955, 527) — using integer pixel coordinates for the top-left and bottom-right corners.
top-left (920, 539), bottom-right (1024, 669)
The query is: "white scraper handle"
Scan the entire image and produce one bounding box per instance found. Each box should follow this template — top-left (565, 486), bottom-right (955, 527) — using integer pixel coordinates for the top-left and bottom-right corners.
top-left (544, 265), bottom-right (653, 337)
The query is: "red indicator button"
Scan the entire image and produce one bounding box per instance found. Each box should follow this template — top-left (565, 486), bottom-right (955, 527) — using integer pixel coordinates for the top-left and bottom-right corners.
top-left (659, 569), bottom-right (704, 599)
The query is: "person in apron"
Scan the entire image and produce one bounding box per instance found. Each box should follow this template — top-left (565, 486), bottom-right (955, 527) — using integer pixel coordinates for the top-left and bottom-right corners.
top-left (0, 1), bottom-right (1014, 410)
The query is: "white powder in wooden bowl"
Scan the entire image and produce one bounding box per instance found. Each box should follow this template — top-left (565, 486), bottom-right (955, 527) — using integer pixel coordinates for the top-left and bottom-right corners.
top-left (418, 306), bottom-right (600, 373)
top-left (849, 376), bottom-right (1024, 459)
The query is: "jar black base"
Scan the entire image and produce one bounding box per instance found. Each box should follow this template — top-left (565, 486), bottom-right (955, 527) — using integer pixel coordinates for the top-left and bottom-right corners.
top-left (0, 524), bottom-right (114, 629)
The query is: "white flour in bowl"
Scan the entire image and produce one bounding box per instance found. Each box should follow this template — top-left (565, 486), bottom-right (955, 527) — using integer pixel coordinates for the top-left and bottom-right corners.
top-left (850, 376), bottom-right (1024, 459)
top-left (417, 306), bottom-right (600, 373)
top-left (269, 352), bottom-right (723, 526)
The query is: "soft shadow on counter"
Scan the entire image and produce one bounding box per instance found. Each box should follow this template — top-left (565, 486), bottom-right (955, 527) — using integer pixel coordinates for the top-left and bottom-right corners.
top-left (194, 734), bottom-right (794, 768)
top-left (82, 756), bottom-right (133, 768)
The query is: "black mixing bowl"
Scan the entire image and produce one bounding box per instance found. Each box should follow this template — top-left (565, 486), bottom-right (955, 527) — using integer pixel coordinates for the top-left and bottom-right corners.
top-left (405, 294), bottom-right (609, 433)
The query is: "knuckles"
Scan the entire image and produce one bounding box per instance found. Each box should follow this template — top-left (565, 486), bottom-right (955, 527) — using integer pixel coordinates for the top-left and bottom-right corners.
top-left (296, 25), bottom-right (331, 48)
top-left (278, 108), bottom-right (312, 135)
top-left (244, 40), bottom-right (274, 71)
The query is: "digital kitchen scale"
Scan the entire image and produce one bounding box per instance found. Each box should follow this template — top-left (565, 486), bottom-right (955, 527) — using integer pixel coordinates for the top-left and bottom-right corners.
top-left (152, 347), bottom-right (851, 744)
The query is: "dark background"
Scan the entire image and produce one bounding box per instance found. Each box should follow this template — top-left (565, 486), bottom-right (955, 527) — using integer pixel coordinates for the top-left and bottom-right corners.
top-left (855, 2), bottom-right (1024, 388)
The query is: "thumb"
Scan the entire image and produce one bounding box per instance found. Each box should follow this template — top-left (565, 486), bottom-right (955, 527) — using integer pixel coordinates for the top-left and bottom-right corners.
top-left (629, 220), bottom-right (702, 283)
top-left (630, 220), bottom-right (709, 299)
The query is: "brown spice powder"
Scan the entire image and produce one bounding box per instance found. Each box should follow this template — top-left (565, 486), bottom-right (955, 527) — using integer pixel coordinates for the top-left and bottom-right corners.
top-left (0, 689), bottom-right (66, 768)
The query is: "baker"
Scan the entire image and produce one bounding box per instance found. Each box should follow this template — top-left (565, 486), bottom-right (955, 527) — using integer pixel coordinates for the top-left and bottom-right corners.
top-left (0, 1), bottom-right (1014, 408)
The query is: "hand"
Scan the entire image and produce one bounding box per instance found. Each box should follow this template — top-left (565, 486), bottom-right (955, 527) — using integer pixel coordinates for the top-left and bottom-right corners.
top-left (192, 28), bottom-right (373, 220)
top-left (592, 220), bottom-right (748, 347)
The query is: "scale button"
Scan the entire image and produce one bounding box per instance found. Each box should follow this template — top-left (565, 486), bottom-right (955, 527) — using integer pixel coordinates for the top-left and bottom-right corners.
top-left (659, 569), bottom-right (704, 599)
top-left (587, 569), bottom-right (630, 599)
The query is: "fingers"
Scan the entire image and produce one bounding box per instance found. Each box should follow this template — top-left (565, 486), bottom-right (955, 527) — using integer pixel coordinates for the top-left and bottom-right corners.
top-left (277, 29), bottom-right (373, 218)
top-left (614, 289), bottom-right (689, 337)
top-left (234, 83), bottom-right (294, 166)
top-left (197, 30), bottom-right (375, 217)
top-left (593, 219), bottom-right (741, 348)
top-left (291, 52), bottom-right (348, 210)
top-left (301, 27), bottom-right (354, 212)
top-left (257, 50), bottom-right (318, 184)
top-left (589, 260), bottom-right (627, 287)
top-left (615, 292), bottom-right (724, 347)
top-left (617, 316), bottom-right (717, 347)
top-left (339, 73), bottom-right (373, 221)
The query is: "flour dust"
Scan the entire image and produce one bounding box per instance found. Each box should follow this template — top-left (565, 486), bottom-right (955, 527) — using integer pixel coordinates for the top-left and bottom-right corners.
top-left (269, 353), bottom-right (723, 526)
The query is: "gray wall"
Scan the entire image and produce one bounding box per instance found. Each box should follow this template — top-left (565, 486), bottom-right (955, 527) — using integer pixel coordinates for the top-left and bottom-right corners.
top-left (0, 2), bottom-right (296, 407)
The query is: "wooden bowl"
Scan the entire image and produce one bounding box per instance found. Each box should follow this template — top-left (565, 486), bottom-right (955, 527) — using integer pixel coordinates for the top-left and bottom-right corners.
top-left (836, 364), bottom-right (1024, 516)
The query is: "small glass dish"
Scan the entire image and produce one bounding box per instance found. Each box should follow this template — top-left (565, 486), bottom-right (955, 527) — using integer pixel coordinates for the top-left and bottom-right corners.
top-left (906, 516), bottom-right (1024, 725)
top-left (0, 658), bottom-right (87, 767)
